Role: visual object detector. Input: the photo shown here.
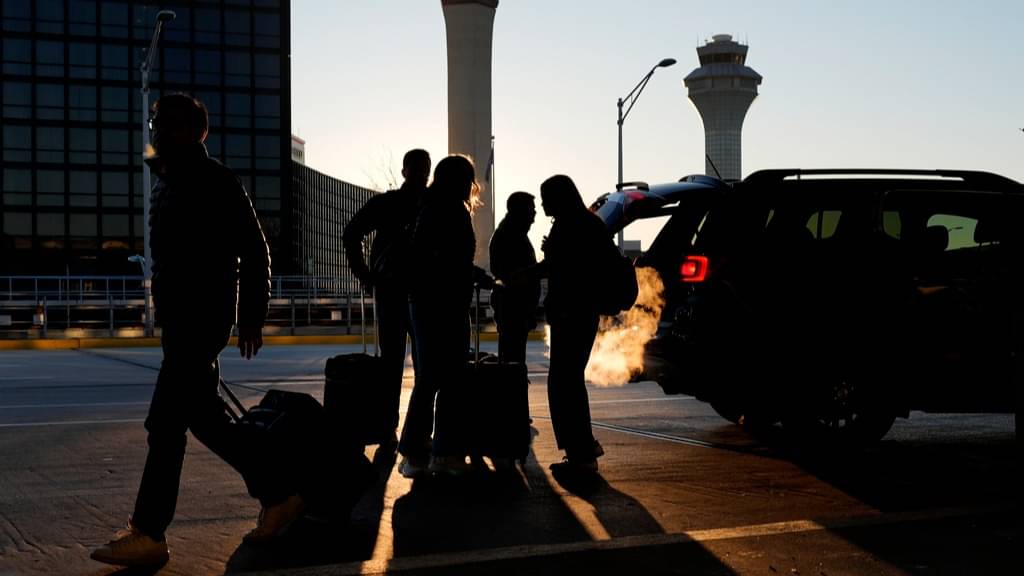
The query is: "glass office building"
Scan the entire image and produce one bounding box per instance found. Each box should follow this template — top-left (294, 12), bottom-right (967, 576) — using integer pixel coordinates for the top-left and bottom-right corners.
top-left (0, 0), bottom-right (293, 275)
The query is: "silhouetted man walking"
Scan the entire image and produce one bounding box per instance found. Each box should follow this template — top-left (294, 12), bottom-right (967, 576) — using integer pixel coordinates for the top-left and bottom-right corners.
top-left (490, 192), bottom-right (540, 364)
top-left (342, 149), bottom-right (430, 455)
top-left (91, 94), bottom-right (302, 567)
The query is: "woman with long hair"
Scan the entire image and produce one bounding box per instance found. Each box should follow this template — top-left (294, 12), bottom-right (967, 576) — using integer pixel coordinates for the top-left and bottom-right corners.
top-left (398, 154), bottom-right (480, 476)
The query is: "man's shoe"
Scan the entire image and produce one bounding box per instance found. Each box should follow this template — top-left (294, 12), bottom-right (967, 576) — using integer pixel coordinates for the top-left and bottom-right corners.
top-left (243, 494), bottom-right (305, 545)
top-left (398, 456), bottom-right (428, 479)
top-left (549, 457), bottom-right (599, 475)
top-left (428, 455), bottom-right (473, 477)
top-left (90, 522), bottom-right (169, 567)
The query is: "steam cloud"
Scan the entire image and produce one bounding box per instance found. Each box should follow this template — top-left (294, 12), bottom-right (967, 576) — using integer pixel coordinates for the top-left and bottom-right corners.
top-left (584, 266), bottom-right (665, 386)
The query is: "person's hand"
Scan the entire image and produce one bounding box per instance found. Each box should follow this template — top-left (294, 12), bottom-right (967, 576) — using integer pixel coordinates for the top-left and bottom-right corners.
top-left (238, 325), bottom-right (263, 359)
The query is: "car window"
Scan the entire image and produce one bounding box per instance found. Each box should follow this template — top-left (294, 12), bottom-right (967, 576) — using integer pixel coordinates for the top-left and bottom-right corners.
top-left (805, 210), bottom-right (841, 239)
top-left (927, 214), bottom-right (980, 251)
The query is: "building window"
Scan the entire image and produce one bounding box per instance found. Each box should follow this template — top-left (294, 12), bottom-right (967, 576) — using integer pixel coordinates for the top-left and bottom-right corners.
top-left (37, 213), bottom-right (65, 237)
top-left (100, 2), bottom-right (129, 38)
top-left (225, 10), bottom-right (251, 46)
top-left (195, 50), bottom-right (221, 85)
top-left (37, 170), bottom-right (65, 207)
top-left (225, 93), bottom-right (251, 128)
top-left (195, 7), bottom-right (221, 44)
top-left (254, 175), bottom-right (281, 210)
top-left (255, 135), bottom-right (279, 170)
top-left (102, 214), bottom-right (129, 238)
top-left (3, 213), bottom-right (32, 236)
top-left (70, 128), bottom-right (97, 164)
top-left (36, 127), bottom-right (65, 164)
top-left (69, 170), bottom-right (97, 207)
top-left (69, 0), bottom-right (97, 36)
top-left (162, 47), bottom-right (190, 84)
top-left (255, 93), bottom-right (280, 129)
top-left (194, 90), bottom-right (222, 128)
top-left (101, 172), bottom-right (129, 207)
top-left (36, 0), bottom-right (65, 34)
top-left (225, 133), bottom-right (251, 169)
top-left (36, 84), bottom-right (65, 120)
top-left (70, 84), bottom-right (97, 121)
top-left (69, 42), bottom-right (97, 78)
top-left (36, 40), bottom-right (64, 77)
top-left (101, 86), bottom-right (129, 122)
top-left (101, 129), bottom-right (130, 165)
top-left (70, 213), bottom-right (97, 237)
top-left (2, 0), bottom-right (30, 32)
top-left (254, 53), bottom-right (279, 89)
top-left (225, 51), bottom-right (250, 87)
top-left (2, 168), bottom-right (31, 206)
top-left (101, 44), bottom-right (129, 80)
top-left (3, 125), bottom-right (31, 162)
top-left (254, 13), bottom-right (280, 48)
top-left (2, 38), bottom-right (31, 75)
top-left (2, 82), bottom-right (31, 119)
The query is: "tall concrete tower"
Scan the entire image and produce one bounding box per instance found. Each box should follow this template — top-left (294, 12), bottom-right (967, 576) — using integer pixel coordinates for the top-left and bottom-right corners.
top-left (684, 34), bottom-right (762, 181)
top-left (441, 0), bottom-right (497, 269)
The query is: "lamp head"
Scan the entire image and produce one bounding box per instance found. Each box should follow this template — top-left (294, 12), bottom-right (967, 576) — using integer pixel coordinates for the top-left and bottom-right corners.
top-left (156, 10), bottom-right (176, 22)
top-left (658, 58), bottom-right (677, 68)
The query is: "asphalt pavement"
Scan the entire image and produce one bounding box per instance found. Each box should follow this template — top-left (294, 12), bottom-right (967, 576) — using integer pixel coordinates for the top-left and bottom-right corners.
top-left (0, 342), bottom-right (1017, 575)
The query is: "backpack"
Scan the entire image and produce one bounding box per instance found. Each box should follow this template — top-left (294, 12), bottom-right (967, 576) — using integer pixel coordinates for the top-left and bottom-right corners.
top-left (595, 241), bottom-right (639, 315)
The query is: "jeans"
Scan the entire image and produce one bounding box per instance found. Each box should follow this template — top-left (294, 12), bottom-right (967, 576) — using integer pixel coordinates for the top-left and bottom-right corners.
top-left (373, 284), bottom-right (415, 431)
top-left (546, 313), bottom-right (602, 460)
top-left (131, 323), bottom-right (291, 540)
top-left (399, 299), bottom-right (469, 460)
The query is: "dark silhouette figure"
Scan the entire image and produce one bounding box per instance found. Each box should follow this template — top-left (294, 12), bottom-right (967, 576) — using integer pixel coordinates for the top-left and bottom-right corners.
top-left (91, 94), bottom-right (300, 567)
top-left (400, 154), bottom-right (480, 476)
top-left (489, 192), bottom-right (541, 364)
top-left (342, 149), bottom-right (431, 445)
top-left (537, 175), bottom-right (608, 475)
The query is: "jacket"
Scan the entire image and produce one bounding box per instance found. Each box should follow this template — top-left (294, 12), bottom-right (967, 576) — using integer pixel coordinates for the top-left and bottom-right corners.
top-left (341, 183), bottom-right (423, 289)
top-left (146, 143), bottom-right (270, 331)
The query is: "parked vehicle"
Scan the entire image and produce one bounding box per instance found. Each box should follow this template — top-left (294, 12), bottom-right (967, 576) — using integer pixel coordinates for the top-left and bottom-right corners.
top-left (596, 169), bottom-right (1023, 443)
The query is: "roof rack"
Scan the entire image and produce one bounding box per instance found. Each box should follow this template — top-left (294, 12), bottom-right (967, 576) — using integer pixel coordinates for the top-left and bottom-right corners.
top-left (615, 181), bottom-right (649, 191)
top-left (743, 169), bottom-right (1022, 189)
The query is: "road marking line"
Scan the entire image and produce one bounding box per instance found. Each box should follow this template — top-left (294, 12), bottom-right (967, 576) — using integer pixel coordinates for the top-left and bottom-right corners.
top-left (0, 376), bottom-right (55, 381)
top-left (0, 418), bottom-right (143, 429)
top-left (0, 401), bottom-right (149, 410)
top-left (250, 506), bottom-right (999, 576)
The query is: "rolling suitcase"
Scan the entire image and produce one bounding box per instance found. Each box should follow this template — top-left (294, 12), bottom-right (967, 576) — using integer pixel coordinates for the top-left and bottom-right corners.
top-left (219, 379), bottom-right (374, 520)
top-left (323, 293), bottom-right (394, 446)
top-left (466, 286), bottom-right (532, 463)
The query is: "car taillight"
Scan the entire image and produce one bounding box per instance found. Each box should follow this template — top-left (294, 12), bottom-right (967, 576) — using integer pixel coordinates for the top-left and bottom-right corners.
top-left (680, 255), bottom-right (708, 283)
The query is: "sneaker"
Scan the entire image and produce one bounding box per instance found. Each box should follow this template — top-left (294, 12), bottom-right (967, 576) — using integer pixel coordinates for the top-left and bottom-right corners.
top-left (398, 455), bottom-right (428, 478)
top-left (549, 457), bottom-right (599, 475)
top-left (243, 493), bottom-right (305, 545)
top-left (90, 521), bottom-right (169, 567)
top-left (428, 455), bottom-right (473, 477)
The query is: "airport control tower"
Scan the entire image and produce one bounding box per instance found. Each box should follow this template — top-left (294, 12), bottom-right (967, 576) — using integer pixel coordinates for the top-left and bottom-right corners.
top-left (442, 0), bottom-right (498, 269)
top-left (684, 34), bottom-right (762, 181)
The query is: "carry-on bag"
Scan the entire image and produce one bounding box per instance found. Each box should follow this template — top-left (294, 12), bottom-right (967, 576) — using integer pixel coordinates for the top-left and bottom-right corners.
top-left (323, 293), bottom-right (394, 446)
top-left (466, 285), bottom-right (532, 463)
top-left (219, 379), bottom-right (374, 520)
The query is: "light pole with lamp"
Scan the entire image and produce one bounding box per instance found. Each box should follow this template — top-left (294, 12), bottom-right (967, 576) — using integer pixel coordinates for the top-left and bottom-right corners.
top-left (139, 9), bottom-right (175, 337)
top-left (616, 57), bottom-right (676, 249)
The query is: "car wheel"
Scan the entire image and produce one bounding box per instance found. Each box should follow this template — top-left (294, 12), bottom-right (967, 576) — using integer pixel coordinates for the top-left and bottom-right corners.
top-left (783, 375), bottom-right (896, 446)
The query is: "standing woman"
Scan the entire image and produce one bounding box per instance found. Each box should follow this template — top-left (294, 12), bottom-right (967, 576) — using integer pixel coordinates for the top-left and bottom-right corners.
top-left (538, 174), bottom-right (608, 474)
top-left (398, 154), bottom-right (479, 476)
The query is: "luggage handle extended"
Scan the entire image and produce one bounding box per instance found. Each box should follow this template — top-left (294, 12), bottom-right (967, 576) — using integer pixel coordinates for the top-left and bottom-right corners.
top-left (219, 378), bottom-right (247, 423)
top-left (359, 290), bottom-right (380, 357)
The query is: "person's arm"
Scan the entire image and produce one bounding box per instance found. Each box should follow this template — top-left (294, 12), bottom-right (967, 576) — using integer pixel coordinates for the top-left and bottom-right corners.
top-left (233, 174), bottom-right (270, 359)
top-left (342, 195), bottom-right (382, 291)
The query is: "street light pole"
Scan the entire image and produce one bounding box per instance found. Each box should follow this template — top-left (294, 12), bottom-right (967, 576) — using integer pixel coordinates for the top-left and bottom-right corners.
top-left (139, 9), bottom-right (175, 337)
top-left (616, 57), bottom-right (677, 249)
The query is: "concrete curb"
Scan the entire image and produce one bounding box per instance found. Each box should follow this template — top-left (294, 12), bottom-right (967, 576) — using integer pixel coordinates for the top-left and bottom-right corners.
top-left (0, 330), bottom-right (547, 351)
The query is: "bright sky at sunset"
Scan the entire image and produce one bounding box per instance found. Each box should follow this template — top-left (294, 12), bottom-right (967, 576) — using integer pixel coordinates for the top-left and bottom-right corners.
top-left (292, 0), bottom-right (1023, 251)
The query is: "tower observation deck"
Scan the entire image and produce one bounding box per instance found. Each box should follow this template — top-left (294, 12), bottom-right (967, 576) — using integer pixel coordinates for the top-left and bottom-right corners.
top-left (684, 34), bottom-right (762, 181)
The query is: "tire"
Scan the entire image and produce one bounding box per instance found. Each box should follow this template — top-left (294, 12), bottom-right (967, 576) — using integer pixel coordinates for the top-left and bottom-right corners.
top-left (783, 374), bottom-right (896, 446)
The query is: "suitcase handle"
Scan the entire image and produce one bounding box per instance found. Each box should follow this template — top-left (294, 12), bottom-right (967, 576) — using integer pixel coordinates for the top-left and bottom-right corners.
top-left (219, 378), bottom-right (247, 422)
top-left (359, 291), bottom-right (380, 357)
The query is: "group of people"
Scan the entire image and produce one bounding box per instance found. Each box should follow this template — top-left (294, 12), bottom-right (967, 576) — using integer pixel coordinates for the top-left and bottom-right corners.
top-left (91, 94), bottom-right (617, 568)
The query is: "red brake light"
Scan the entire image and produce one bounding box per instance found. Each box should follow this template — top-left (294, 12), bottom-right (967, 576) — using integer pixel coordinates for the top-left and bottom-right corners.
top-left (624, 191), bottom-right (646, 201)
top-left (680, 255), bottom-right (709, 283)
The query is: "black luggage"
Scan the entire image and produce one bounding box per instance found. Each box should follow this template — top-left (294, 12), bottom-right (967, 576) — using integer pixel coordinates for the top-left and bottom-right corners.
top-left (466, 286), bottom-right (532, 463)
top-left (219, 379), bottom-right (374, 520)
top-left (323, 293), bottom-right (394, 446)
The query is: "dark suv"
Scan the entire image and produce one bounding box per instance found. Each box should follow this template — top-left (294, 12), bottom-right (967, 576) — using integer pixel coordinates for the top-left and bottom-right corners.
top-left (595, 169), bottom-right (1023, 443)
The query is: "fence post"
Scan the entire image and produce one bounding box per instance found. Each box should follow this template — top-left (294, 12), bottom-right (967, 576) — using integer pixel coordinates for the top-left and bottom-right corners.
top-left (290, 296), bottom-right (295, 336)
top-left (346, 292), bottom-right (352, 335)
top-left (42, 297), bottom-right (48, 339)
top-left (108, 296), bottom-right (115, 338)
